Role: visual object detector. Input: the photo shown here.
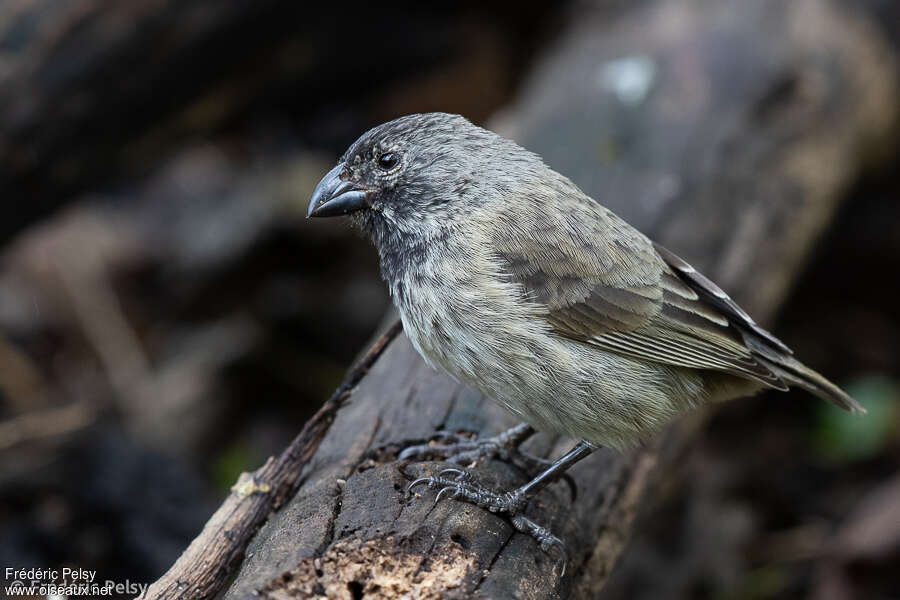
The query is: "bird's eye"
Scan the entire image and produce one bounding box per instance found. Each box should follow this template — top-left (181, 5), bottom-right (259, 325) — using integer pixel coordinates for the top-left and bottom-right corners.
top-left (377, 152), bottom-right (399, 170)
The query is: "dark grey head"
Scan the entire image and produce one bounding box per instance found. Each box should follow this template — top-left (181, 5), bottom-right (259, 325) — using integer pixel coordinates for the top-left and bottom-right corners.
top-left (307, 113), bottom-right (551, 243)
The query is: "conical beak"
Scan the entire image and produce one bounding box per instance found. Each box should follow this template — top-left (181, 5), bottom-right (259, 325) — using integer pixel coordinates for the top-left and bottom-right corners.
top-left (307, 163), bottom-right (372, 218)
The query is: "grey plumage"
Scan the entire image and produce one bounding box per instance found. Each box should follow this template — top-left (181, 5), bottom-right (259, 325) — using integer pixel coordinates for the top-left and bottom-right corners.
top-left (309, 112), bottom-right (863, 451)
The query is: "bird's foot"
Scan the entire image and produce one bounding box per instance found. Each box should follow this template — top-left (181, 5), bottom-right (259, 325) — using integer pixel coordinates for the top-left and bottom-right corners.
top-left (400, 422), bottom-right (544, 469)
top-left (409, 467), bottom-right (529, 513)
top-left (398, 423), bottom-right (577, 499)
top-left (408, 467), bottom-right (567, 567)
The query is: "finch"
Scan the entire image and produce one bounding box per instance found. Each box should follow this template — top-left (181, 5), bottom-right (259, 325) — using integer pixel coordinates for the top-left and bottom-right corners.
top-left (307, 112), bottom-right (863, 557)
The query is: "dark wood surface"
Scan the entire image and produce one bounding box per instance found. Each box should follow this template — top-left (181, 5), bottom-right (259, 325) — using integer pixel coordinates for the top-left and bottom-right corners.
top-left (142, 0), bottom-right (898, 598)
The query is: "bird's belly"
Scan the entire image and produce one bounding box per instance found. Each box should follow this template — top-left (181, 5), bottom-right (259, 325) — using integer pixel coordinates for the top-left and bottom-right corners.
top-left (399, 295), bottom-right (705, 448)
top-left (393, 259), bottom-right (714, 447)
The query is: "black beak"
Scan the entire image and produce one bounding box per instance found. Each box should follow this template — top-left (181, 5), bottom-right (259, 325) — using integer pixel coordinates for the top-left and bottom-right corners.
top-left (307, 163), bottom-right (372, 218)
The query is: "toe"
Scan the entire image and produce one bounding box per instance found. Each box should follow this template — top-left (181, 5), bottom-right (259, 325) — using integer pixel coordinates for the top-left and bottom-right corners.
top-left (438, 467), bottom-right (471, 481)
top-left (435, 486), bottom-right (458, 504)
top-left (398, 444), bottom-right (430, 460)
top-left (408, 476), bottom-right (437, 492)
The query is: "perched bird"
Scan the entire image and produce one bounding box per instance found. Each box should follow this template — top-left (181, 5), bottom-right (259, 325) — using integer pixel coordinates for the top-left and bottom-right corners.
top-left (307, 112), bottom-right (863, 557)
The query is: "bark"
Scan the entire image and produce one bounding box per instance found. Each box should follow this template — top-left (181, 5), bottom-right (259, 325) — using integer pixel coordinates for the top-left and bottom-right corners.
top-left (145, 0), bottom-right (899, 598)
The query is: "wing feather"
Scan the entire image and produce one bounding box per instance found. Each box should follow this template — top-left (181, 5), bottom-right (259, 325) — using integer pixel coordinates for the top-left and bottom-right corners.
top-left (653, 242), bottom-right (793, 354)
top-left (491, 202), bottom-right (787, 390)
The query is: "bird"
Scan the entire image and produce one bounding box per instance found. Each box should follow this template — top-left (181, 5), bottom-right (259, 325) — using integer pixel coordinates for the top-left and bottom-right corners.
top-left (306, 112), bottom-right (864, 559)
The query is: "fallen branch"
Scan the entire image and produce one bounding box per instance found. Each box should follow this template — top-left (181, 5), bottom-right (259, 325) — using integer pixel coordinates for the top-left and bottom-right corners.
top-left (141, 321), bottom-right (403, 600)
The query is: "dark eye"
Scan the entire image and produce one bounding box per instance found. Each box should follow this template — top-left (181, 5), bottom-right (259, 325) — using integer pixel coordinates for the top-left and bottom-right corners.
top-left (377, 152), bottom-right (399, 170)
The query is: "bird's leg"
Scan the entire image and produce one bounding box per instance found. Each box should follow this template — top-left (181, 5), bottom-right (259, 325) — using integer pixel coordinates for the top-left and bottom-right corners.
top-left (408, 440), bottom-right (594, 565)
top-left (399, 422), bottom-right (579, 502)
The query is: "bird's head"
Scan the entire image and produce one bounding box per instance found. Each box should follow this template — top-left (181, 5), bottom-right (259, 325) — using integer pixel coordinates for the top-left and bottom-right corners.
top-left (307, 113), bottom-right (550, 242)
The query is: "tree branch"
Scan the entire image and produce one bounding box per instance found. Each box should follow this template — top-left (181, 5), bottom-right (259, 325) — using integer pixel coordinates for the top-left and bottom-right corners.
top-left (141, 321), bottom-right (402, 600)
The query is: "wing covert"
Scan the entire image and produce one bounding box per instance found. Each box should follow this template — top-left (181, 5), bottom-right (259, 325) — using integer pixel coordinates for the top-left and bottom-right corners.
top-left (490, 200), bottom-right (787, 390)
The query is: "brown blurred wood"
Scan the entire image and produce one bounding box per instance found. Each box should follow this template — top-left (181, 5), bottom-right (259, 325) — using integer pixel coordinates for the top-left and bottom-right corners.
top-left (142, 0), bottom-right (898, 599)
top-left (0, 0), bottom-right (285, 241)
top-left (0, 1), bottom-right (554, 244)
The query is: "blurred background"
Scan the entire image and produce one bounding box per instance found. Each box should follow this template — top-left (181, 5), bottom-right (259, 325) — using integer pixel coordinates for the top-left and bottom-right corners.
top-left (0, 1), bottom-right (897, 599)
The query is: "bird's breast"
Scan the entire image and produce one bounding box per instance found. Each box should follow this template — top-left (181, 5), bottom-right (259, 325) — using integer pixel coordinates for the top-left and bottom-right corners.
top-left (387, 246), bottom-right (557, 405)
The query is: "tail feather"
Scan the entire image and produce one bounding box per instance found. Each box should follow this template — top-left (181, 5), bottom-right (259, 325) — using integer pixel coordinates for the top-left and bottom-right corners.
top-left (655, 243), bottom-right (864, 414)
top-left (756, 354), bottom-right (866, 414)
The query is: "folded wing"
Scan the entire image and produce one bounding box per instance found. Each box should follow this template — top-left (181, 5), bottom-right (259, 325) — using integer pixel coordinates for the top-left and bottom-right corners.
top-left (493, 206), bottom-right (788, 390)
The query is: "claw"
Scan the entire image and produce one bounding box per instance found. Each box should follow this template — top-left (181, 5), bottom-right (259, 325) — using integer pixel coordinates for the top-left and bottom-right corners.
top-left (408, 476), bottom-right (434, 492)
top-left (398, 445), bottom-right (424, 460)
top-left (438, 467), bottom-right (468, 481)
top-left (545, 536), bottom-right (567, 558)
top-left (435, 486), bottom-right (456, 504)
top-left (549, 539), bottom-right (569, 577)
top-left (509, 514), bottom-right (569, 575)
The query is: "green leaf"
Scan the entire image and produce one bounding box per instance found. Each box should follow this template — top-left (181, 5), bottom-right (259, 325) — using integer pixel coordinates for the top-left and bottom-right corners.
top-left (811, 373), bottom-right (899, 463)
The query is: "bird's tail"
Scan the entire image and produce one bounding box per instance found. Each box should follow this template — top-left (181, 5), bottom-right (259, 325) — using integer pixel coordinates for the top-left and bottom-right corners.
top-left (756, 354), bottom-right (865, 414)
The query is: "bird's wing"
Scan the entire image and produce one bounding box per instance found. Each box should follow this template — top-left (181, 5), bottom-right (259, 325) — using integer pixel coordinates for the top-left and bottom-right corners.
top-left (652, 242), bottom-right (793, 354)
top-left (491, 205), bottom-right (787, 389)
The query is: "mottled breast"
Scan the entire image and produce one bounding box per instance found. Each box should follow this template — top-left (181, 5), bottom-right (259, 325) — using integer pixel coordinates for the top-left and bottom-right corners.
top-left (385, 229), bottom-right (550, 397)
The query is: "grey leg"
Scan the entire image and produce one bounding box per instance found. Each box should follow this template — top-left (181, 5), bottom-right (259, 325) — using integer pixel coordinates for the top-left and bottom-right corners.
top-left (409, 440), bottom-right (594, 567)
top-left (399, 422), bottom-right (578, 496)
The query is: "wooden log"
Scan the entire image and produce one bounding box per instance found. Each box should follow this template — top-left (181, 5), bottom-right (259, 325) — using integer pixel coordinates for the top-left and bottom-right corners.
top-left (146, 0), bottom-right (899, 598)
